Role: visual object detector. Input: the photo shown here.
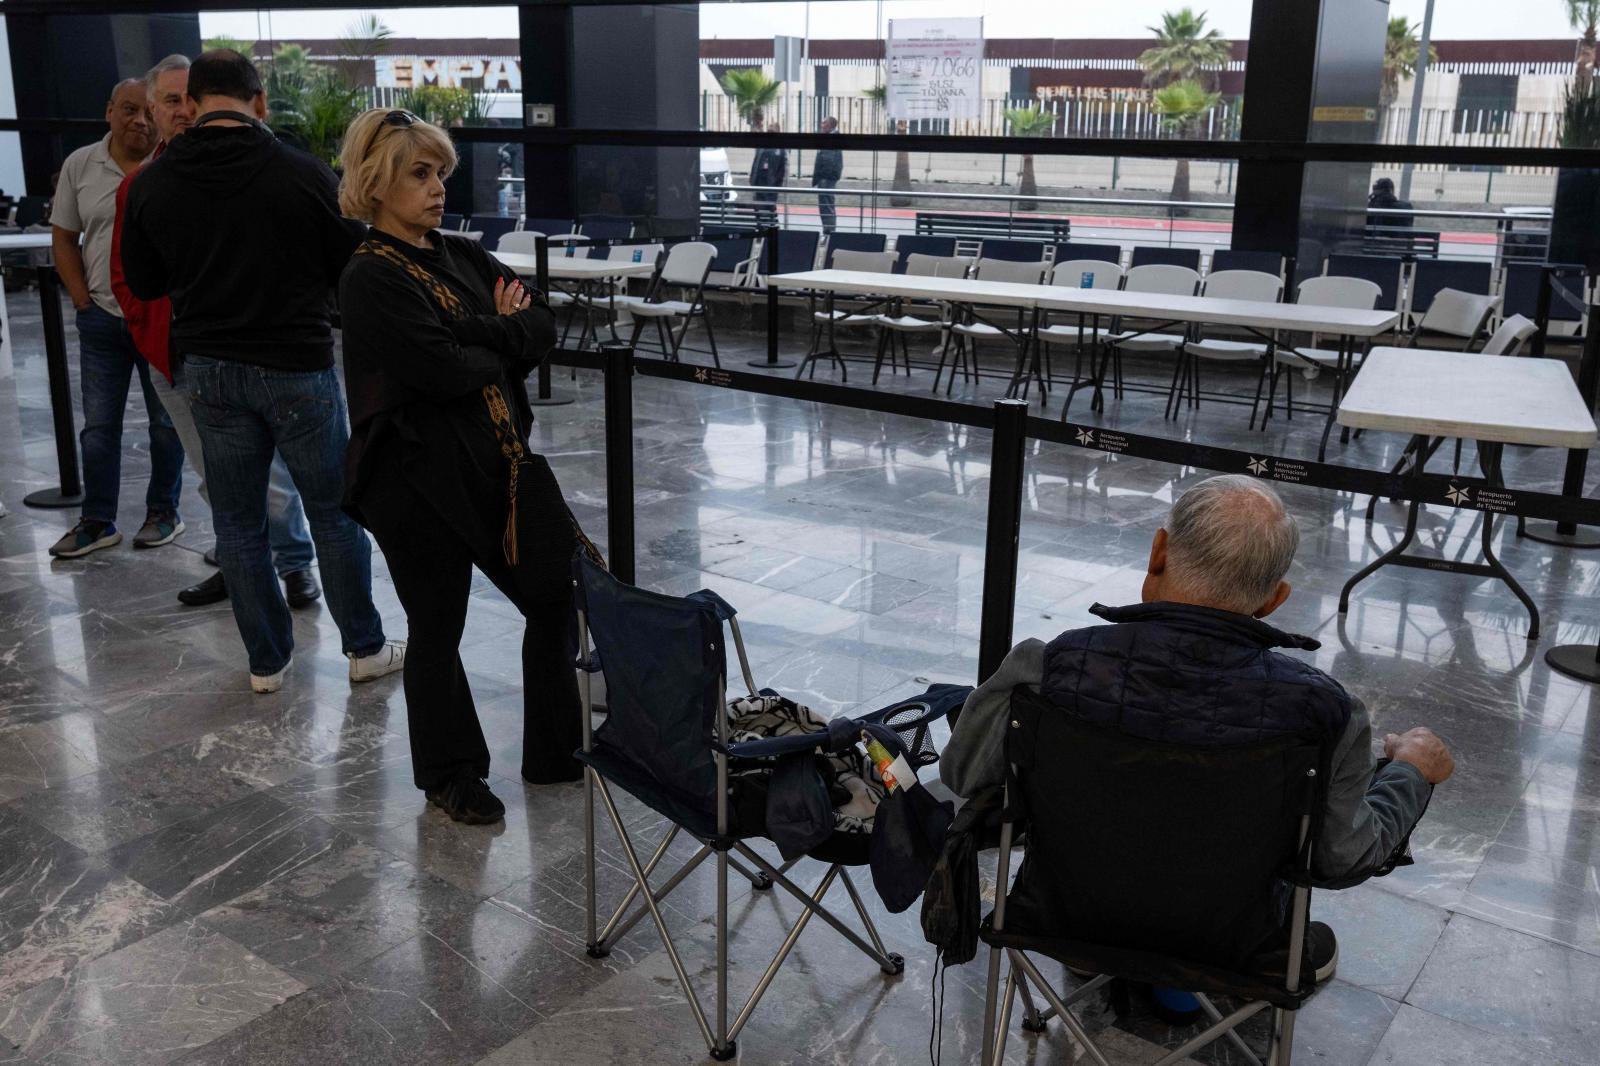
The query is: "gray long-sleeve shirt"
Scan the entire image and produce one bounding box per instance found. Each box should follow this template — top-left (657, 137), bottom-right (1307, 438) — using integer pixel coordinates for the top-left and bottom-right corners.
top-left (943, 639), bottom-right (1432, 885)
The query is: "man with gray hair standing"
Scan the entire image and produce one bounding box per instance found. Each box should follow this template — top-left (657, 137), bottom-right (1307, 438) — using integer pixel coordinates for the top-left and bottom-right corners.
top-left (945, 473), bottom-right (1452, 894)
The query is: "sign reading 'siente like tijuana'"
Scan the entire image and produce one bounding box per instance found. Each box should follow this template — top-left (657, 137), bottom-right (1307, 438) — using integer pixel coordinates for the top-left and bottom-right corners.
top-left (886, 18), bottom-right (984, 121)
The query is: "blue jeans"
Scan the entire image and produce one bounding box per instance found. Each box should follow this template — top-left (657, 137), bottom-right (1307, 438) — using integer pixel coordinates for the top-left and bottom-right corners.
top-left (184, 355), bottom-right (385, 675)
top-left (76, 305), bottom-right (184, 524)
top-left (156, 364), bottom-right (314, 576)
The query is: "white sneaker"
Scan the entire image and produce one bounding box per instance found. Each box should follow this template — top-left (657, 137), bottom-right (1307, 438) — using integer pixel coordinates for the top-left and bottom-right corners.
top-left (251, 657), bottom-right (291, 694)
top-left (349, 640), bottom-right (407, 683)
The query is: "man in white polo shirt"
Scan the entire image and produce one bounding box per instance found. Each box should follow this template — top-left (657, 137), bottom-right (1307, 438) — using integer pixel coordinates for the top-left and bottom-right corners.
top-left (47, 78), bottom-right (185, 559)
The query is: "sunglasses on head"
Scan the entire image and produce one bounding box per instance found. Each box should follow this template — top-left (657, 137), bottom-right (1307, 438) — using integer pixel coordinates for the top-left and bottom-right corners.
top-left (382, 110), bottom-right (420, 127)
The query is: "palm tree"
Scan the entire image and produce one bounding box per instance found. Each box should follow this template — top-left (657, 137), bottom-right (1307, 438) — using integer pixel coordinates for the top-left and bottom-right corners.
top-left (864, 84), bottom-right (913, 207)
top-left (1569, 1), bottom-right (1600, 88)
top-left (1004, 105), bottom-right (1056, 209)
top-left (1139, 8), bottom-right (1232, 91)
top-left (720, 68), bottom-right (780, 130)
top-left (1153, 80), bottom-right (1220, 204)
top-left (1380, 18), bottom-right (1437, 131)
top-left (202, 35), bottom-right (253, 57)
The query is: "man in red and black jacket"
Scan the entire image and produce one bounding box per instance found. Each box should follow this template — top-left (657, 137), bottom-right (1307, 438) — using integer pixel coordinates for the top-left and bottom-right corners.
top-left (111, 53), bottom-right (321, 610)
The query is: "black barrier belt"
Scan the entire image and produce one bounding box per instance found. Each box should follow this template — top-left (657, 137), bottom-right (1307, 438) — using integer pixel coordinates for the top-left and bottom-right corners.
top-left (1031, 416), bottom-right (1600, 528)
top-left (538, 346), bottom-right (1600, 528)
top-left (626, 354), bottom-right (999, 429)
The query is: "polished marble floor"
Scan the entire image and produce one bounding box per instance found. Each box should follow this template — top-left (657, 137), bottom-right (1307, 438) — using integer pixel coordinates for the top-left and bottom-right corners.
top-left (2, 292), bottom-right (1600, 1065)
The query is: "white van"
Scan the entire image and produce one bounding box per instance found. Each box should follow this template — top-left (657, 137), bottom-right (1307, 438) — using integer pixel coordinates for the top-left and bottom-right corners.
top-left (700, 147), bottom-right (736, 201)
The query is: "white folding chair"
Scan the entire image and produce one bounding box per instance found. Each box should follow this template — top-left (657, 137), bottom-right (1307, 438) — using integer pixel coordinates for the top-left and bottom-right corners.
top-left (1260, 276), bottom-right (1382, 429)
top-left (1039, 259), bottom-right (1127, 397)
top-left (868, 253), bottom-right (971, 384)
top-left (798, 249), bottom-right (897, 380)
top-left (616, 241), bottom-right (720, 364)
top-left (1482, 313), bottom-right (1538, 356)
top-left (1411, 287), bottom-right (1501, 351)
top-left (1172, 269), bottom-right (1286, 421)
top-left (940, 258), bottom-right (1046, 397)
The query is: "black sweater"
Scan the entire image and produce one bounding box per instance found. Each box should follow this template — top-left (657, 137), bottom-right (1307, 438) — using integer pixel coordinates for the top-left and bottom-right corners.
top-left (122, 122), bottom-right (365, 370)
top-left (337, 227), bottom-right (556, 515)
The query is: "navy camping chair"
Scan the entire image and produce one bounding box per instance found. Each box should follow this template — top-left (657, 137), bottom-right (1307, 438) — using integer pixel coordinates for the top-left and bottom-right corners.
top-left (468, 214), bottom-right (519, 247)
top-left (1325, 254), bottom-right (1403, 312)
top-left (573, 553), bottom-right (961, 1061)
top-left (1130, 246), bottom-right (1203, 270)
top-left (979, 238), bottom-right (1049, 263)
top-left (762, 229), bottom-right (822, 282)
top-left (1211, 249), bottom-right (1285, 277)
top-left (980, 687), bottom-right (1333, 1066)
top-left (893, 234), bottom-right (960, 271)
top-left (823, 231), bottom-right (889, 266)
top-left (1408, 259), bottom-right (1493, 326)
top-left (1501, 262), bottom-right (1586, 324)
top-left (440, 212), bottom-right (466, 232)
top-left (1052, 241), bottom-right (1122, 265)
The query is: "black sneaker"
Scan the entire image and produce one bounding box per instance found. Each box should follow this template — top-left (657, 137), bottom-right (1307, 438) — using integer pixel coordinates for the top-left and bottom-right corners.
top-left (283, 569), bottom-right (321, 609)
top-left (425, 776), bottom-right (506, 825)
top-left (1251, 920), bottom-right (1339, 986)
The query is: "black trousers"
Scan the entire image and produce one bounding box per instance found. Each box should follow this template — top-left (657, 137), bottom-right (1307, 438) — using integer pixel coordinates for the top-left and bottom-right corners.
top-left (360, 454), bottom-right (583, 790)
top-left (814, 180), bottom-right (838, 233)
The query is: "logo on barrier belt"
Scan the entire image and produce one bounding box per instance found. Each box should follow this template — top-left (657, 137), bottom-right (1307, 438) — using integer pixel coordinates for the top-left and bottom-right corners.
top-left (1247, 456), bottom-right (1271, 476)
top-left (1446, 483), bottom-right (1472, 506)
top-left (1075, 428), bottom-right (1095, 446)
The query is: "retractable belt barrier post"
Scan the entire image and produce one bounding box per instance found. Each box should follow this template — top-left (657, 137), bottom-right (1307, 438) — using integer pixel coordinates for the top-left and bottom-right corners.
top-left (600, 341), bottom-right (636, 585)
top-left (750, 224), bottom-right (795, 370)
top-left (530, 234), bottom-right (575, 408)
top-left (978, 400), bottom-right (1029, 684)
top-left (1522, 301), bottom-right (1600, 547)
top-left (23, 265), bottom-right (84, 509)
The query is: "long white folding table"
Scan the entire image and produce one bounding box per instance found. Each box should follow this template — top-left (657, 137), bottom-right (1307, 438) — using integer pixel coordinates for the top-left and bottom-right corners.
top-left (773, 268), bottom-right (1398, 459)
top-left (1336, 348), bottom-right (1599, 639)
top-left (0, 231), bottom-right (54, 379)
top-left (497, 251), bottom-right (660, 349)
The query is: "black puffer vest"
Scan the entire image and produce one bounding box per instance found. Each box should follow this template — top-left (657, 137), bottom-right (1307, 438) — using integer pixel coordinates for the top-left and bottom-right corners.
top-left (1041, 602), bottom-right (1353, 747)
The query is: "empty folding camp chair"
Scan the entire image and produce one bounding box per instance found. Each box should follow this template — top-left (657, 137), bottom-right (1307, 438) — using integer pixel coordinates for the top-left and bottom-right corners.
top-left (1210, 249), bottom-right (1285, 277)
top-left (1263, 275), bottom-right (1382, 429)
top-left (871, 252), bottom-right (971, 382)
top-left (978, 238), bottom-right (1048, 263)
top-left (1038, 259), bottom-right (1125, 394)
top-left (1500, 262), bottom-right (1585, 335)
top-left (799, 248), bottom-right (897, 380)
top-left (1409, 287), bottom-right (1500, 350)
top-left (573, 555), bottom-right (961, 1061)
top-left (941, 258), bottom-right (1046, 397)
top-left (892, 234), bottom-right (960, 271)
top-left (981, 687), bottom-right (1333, 1066)
top-left (1406, 259), bottom-right (1492, 331)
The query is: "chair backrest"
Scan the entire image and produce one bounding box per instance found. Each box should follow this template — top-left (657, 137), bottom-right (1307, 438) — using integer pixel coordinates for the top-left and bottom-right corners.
top-left (767, 229), bottom-right (822, 275)
top-left (1210, 249), bottom-right (1284, 277)
top-left (893, 234), bottom-right (960, 271)
top-left (704, 234), bottom-right (756, 273)
top-left (1418, 287), bottom-right (1499, 342)
top-left (440, 212), bottom-right (465, 232)
top-left (469, 215), bottom-right (519, 245)
top-left (1201, 269), bottom-right (1284, 303)
top-left (978, 238), bottom-right (1047, 263)
top-left (1003, 686), bottom-right (1323, 974)
top-left (1124, 263), bottom-right (1201, 297)
top-left (903, 253), bottom-right (972, 279)
top-left (496, 230), bottom-right (544, 256)
top-left (974, 258), bottom-right (1045, 285)
top-left (1130, 246), bottom-right (1203, 271)
top-left (1325, 254), bottom-right (1402, 311)
top-left (1049, 259), bottom-right (1125, 290)
top-left (1410, 259), bottom-right (1493, 317)
top-left (1052, 241), bottom-right (1122, 266)
top-left (524, 216), bottom-right (574, 238)
top-left (660, 241), bottom-right (717, 286)
top-left (829, 249), bottom-right (897, 273)
top-left (1482, 314), bottom-right (1539, 356)
top-left (1296, 275), bottom-right (1381, 311)
top-left (824, 231), bottom-right (889, 266)
top-left (580, 216), bottom-right (635, 241)
top-left (574, 553), bottom-right (728, 807)
top-left (1500, 262), bottom-right (1586, 322)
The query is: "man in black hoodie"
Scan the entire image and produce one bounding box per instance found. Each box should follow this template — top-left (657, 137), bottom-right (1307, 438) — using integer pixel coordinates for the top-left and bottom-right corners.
top-left (122, 49), bottom-right (404, 694)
